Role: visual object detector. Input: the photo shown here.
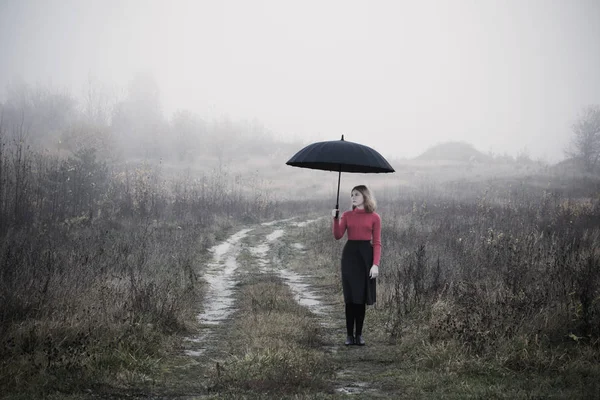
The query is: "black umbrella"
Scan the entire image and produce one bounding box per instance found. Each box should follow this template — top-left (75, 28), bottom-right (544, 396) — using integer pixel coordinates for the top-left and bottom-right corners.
top-left (286, 135), bottom-right (394, 217)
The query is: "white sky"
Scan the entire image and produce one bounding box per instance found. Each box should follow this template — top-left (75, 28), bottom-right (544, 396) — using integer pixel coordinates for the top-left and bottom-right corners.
top-left (1, 0), bottom-right (599, 161)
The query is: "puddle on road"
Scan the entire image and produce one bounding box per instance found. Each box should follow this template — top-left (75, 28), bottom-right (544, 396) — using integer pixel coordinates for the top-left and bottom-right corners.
top-left (198, 254), bottom-right (240, 325)
top-left (249, 228), bottom-right (283, 267)
top-left (185, 228), bottom-right (252, 357)
top-left (261, 217), bottom-right (296, 226)
top-left (335, 371), bottom-right (377, 396)
top-left (266, 229), bottom-right (285, 242)
top-left (183, 347), bottom-right (206, 357)
top-left (278, 268), bottom-right (326, 316)
top-left (211, 228), bottom-right (252, 263)
top-left (290, 218), bottom-right (322, 227)
top-left (335, 385), bottom-right (377, 396)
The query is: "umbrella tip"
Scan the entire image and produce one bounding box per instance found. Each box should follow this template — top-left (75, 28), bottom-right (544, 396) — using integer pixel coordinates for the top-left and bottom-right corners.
top-left (341, 134), bottom-right (344, 141)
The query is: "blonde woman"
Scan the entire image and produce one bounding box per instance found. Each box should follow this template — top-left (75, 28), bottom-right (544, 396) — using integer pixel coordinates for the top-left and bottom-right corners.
top-left (332, 185), bottom-right (381, 346)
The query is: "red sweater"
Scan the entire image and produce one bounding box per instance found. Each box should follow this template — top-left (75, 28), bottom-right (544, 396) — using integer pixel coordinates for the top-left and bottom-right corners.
top-left (333, 208), bottom-right (382, 266)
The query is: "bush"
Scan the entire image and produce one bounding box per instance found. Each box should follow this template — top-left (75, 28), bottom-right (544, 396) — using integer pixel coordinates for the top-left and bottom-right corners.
top-left (377, 180), bottom-right (600, 356)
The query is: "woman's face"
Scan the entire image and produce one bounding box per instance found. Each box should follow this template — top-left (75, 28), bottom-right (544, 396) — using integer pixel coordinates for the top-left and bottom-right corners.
top-left (351, 190), bottom-right (365, 208)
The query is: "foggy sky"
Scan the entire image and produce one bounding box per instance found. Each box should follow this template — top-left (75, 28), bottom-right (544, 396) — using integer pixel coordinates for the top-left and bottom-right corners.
top-left (1, 0), bottom-right (599, 162)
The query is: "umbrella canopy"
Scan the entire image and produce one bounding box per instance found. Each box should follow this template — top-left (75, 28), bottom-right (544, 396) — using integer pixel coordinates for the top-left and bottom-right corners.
top-left (286, 135), bottom-right (394, 215)
top-left (286, 135), bottom-right (394, 173)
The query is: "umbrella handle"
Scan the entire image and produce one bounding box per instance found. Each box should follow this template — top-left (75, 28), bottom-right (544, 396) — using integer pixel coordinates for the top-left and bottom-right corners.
top-left (335, 166), bottom-right (341, 219)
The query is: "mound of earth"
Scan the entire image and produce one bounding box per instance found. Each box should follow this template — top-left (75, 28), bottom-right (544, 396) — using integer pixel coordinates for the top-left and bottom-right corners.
top-left (415, 141), bottom-right (491, 163)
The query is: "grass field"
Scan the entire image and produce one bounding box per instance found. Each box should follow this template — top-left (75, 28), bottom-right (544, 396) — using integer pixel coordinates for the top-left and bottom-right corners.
top-left (1, 138), bottom-right (599, 399)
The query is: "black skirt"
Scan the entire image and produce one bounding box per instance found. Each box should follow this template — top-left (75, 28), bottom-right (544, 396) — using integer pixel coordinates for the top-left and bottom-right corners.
top-left (341, 240), bottom-right (377, 305)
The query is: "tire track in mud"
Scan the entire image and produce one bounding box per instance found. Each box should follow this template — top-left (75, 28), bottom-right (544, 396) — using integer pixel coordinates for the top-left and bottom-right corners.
top-left (184, 227), bottom-right (252, 357)
top-left (250, 218), bottom-right (328, 318)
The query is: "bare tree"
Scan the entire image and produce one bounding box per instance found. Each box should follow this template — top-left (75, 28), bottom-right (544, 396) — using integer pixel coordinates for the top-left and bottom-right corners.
top-left (567, 105), bottom-right (600, 173)
top-left (82, 74), bottom-right (115, 127)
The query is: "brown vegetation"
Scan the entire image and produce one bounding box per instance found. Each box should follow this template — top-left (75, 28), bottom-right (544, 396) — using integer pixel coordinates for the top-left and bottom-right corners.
top-left (377, 179), bottom-right (600, 353)
top-left (0, 128), bottom-right (285, 397)
top-left (290, 176), bottom-right (600, 397)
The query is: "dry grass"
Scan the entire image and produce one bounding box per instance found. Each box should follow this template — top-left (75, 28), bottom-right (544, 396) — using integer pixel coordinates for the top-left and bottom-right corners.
top-left (0, 140), bottom-right (296, 398)
top-left (295, 175), bottom-right (600, 398)
top-left (0, 218), bottom-right (218, 397)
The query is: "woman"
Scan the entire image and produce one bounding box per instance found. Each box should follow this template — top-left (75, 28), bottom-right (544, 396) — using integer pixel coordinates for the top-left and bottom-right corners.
top-left (332, 185), bottom-right (381, 346)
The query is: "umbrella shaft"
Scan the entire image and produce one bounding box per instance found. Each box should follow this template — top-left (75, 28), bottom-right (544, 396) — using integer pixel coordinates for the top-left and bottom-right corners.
top-left (335, 167), bottom-right (341, 218)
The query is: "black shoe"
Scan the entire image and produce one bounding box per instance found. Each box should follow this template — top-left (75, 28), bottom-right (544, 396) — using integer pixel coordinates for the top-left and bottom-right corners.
top-left (355, 335), bottom-right (365, 346)
top-left (345, 335), bottom-right (355, 346)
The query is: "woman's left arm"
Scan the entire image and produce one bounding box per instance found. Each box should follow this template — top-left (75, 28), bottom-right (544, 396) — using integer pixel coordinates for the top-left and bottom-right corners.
top-left (372, 213), bottom-right (382, 266)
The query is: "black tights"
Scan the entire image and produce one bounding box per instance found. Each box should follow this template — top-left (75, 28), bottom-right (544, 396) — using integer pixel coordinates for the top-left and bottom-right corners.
top-left (345, 303), bottom-right (366, 336)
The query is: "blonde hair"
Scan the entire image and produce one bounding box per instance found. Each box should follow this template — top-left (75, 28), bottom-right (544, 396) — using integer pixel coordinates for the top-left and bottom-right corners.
top-left (351, 185), bottom-right (376, 213)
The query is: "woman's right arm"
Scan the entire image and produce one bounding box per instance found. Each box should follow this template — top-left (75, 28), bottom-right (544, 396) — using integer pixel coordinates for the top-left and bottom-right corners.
top-left (332, 211), bottom-right (347, 240)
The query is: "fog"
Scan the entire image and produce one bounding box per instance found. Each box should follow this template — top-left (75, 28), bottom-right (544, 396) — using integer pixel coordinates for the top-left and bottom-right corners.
top-left (1, 0), bottom-right (599, 162)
